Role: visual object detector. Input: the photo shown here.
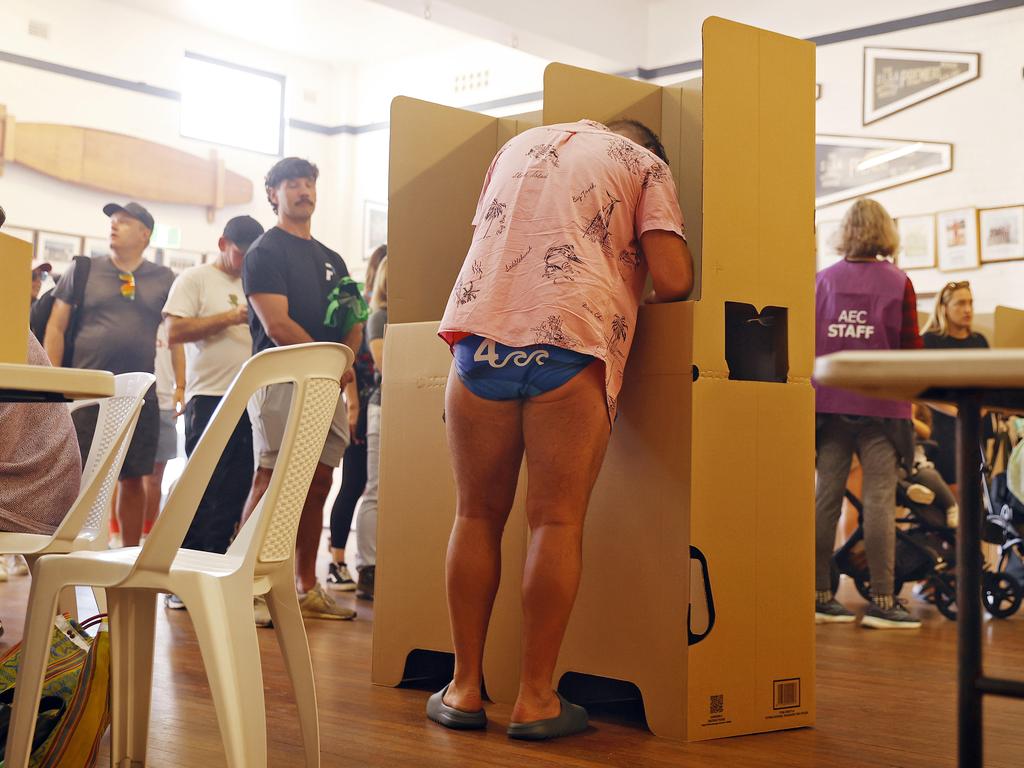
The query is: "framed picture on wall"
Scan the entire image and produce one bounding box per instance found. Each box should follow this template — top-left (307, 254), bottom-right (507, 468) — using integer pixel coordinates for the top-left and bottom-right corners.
top-left (936, 208), bottom-right (979, 272)
top-left (863, 48), bottom-right (980, 125)
top-left (83, 237), bottom-right (110, 258)
top-left (37, 231), bottom-right (82, 274)
top-left (163, 250), bottom-right (203, 274)
top-left (979, 205), bottom-right (1024, 263)
top-left (815, 135), bottom-right (953, 208)
top-left (363, 200), bottom-right (387, 261)
top-left (895, 214), bottom-right (936, 270)
top-left (815, 219), bottom-right (843, 271)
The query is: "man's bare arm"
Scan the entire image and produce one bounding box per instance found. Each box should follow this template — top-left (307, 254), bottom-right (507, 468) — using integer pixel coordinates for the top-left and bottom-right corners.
top-left (43, 299), bottom-right (73, 367)
top-left (165, 306), bottom-right (247, 344)
top-left (641, 229), bottom-right (694, 303)
top-left (248, 293), bottom-right (314, 347)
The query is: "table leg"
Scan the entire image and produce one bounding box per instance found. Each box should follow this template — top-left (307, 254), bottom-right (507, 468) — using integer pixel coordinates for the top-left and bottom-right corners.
top-left (956, 394), bottom-right (983, 768)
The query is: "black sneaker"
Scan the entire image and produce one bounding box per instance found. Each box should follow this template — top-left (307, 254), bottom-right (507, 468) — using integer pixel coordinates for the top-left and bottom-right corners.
top-left (327, 562), bottom-right (356, 592)
top-left (861, 599), bottom-right (921, 629)
top-left (356, 565), bottom-right (375, 601)
top-left (164, 594), bottom-right (186, 610)
top-left (815, 597), bottom-right (855, 624)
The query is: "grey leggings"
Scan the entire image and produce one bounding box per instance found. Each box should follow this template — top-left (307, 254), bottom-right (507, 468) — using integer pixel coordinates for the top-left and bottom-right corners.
top-left (815, 414), bottom-right (898, 597)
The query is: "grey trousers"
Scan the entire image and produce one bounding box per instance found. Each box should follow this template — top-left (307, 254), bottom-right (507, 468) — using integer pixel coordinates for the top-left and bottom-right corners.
top-left (815, 414), bottom-right (898, 597)
top-left (355, 402), bottom-right (381, 568)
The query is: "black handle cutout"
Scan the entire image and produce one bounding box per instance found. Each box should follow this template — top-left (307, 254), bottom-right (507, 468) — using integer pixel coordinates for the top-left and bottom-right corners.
top-left (725, 302), bottom-right (788, 383)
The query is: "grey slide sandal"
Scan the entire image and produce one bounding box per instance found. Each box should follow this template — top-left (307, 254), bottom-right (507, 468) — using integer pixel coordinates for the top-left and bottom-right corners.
top-left (426, 683), bottom-right (488, 730)
top-left (506, 693), bottom-right (589, 740)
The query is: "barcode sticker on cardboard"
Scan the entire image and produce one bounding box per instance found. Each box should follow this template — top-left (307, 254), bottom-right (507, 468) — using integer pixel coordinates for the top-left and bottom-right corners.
top-left (710, 694), bottom-right (724, 715)
top-left (773, 678), bottom-right (801, 710)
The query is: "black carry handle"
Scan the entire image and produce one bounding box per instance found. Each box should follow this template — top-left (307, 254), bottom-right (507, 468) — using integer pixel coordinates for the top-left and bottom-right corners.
top-left (688, 545), bottom-right (716, 646)
top-left (61, 255), bottom-right (92, 367)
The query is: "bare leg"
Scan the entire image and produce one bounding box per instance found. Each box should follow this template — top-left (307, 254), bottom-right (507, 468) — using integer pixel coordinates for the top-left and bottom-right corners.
top-left (443, 366), bottom-right (524, 712)
top-left (142, 461), bottom-right (166, 535)
top-left (514, 361), bottom-right (610, 723)
top-left (117, 477), bottom-right (147, 547)
top-left (295, 463), bottom-right (335, 593)
top-left (241, 467), bottom-right (272, 527)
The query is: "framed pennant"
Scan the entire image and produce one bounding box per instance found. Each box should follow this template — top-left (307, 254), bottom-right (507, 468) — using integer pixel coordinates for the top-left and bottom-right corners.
top-left (936, 208), bottom-right (979, 272)
top-left (863, 47), bottom-right (980, 125)
top-left (816, 135), bottom-right (953, 208)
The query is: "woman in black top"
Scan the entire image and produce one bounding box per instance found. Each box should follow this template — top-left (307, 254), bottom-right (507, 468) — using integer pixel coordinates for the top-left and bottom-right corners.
top-left (921, 280), bottom-right (989, 485)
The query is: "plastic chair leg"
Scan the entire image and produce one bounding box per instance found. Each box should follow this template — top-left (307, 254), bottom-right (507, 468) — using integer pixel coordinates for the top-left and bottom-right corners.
top-left (3, 571), bottom-right (63, 768)
top-left (109, 589), bottom-right (158, 767)
top-left (183, 580), bottom-right (268, 768)
top-left (266, 575), bottom-right (320, 767)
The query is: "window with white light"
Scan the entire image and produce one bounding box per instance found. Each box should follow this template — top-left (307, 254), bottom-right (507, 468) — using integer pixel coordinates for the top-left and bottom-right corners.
top-left (180, 52), bottom-right (285, 155)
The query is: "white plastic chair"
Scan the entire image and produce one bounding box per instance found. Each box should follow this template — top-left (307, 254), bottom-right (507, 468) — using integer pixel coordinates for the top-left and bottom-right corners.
top-left (0, 372), bottom-right (153, 575)
top-left (3, 342), bottom-right (352, 768)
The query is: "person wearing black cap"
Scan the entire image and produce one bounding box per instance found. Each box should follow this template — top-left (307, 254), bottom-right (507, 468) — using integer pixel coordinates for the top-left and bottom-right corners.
top-left (159, 216), bottom-right (264, 605)
top-left (44, 201), bottom-right (175, 547)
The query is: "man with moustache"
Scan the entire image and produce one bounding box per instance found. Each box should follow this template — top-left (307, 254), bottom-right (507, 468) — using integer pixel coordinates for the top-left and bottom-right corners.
top-left (160, 217), bottom-right (264, 611)
top-left (44, 202), bottom-right (175, 546)
top-left (242, 157), bottom-right (362, 623)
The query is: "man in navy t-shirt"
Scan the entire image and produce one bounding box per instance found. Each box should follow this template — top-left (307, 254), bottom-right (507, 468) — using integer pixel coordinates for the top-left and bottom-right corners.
top-left (242, 157), bottom-right (362, 623)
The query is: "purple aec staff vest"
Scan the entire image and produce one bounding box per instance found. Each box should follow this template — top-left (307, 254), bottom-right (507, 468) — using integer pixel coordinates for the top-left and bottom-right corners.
top-left (813, 259), bottom-right (912, 419)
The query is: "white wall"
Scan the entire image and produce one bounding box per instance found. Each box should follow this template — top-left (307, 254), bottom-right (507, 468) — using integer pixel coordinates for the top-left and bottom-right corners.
top-left (814, 6), bottom-right (1024, 312)
top-left (0, 0), bottom-right (346, 257)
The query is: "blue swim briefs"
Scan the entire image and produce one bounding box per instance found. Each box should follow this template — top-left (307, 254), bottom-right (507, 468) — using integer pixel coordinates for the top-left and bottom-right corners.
top-left (453, 335), bottom-right (595, 400)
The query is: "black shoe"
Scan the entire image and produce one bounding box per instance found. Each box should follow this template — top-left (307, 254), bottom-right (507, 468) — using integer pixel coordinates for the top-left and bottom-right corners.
top-left (426, 683), bottom-right (487, 730)
top-left (326, 562), bottom-right (357, 592)
top-left (507, 693), bottom-right (589, 740)
top-left (356, 565), bottom-right (375, 601)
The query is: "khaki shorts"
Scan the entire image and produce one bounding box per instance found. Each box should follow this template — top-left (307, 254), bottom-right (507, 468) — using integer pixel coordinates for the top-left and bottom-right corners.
top-left (247, 382), bottom-right (349, 470)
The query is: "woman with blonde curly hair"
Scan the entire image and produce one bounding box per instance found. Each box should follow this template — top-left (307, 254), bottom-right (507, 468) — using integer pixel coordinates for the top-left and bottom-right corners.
top-left (813, 198), bottom-right (923, 629)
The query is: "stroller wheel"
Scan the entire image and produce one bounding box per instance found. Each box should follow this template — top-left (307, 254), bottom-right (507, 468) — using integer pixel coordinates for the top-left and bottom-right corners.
top-left (983, 572), bottom-right (1023, 619)
top-left (934, 573), bottom-right (958, 621)
top-left (853, 575), bottom-right (905, 603)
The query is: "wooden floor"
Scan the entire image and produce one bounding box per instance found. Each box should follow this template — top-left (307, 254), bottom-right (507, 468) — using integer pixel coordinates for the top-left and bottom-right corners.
top-left (0, 563), bottom-right (1022, 767)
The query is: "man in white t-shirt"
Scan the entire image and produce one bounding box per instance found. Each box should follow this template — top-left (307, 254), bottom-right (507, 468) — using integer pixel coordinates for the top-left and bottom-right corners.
top-left (161, 216), bottom-right (263, 590)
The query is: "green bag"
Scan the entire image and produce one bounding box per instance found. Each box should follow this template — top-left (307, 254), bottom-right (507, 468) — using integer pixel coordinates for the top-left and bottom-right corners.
top-left (323, 277), bottom-right (370, 338)
top-left (0, 614), bottom-right (111, 768)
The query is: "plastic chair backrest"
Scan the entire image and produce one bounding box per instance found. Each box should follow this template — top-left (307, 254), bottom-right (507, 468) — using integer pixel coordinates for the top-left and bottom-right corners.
top-left (133, 343), bottom-right (351, 575)
top-left (53, 372), bottom-right (154, 547)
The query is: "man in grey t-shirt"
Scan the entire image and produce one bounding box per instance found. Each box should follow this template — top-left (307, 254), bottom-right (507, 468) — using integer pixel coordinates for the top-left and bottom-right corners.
top-left (44, 201), bottom-right (175, 547)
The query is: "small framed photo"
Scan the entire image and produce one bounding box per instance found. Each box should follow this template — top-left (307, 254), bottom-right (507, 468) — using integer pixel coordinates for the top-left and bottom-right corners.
top-left (979, 205), bottom-right (1024, 263)
top-left (936, 208), bottom-right (979, 272)
top-left (815, 219), bottom-right (843, 271)
top-left (363, 200), bottom-right (388, 261)
top-left (895, 214), bottom-right (936, 270)
top-left (37, 231), bottom-right (82, 274)
top-left (163, 250), bottom-right (203, 274)
top-left (83, 237), bottom-right (110, 258)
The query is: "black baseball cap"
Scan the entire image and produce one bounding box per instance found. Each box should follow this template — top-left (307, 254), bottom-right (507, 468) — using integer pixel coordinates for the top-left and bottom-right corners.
top-left (103, 201), bottom-right (155, 232)
top-left (223, 215), bottom-right (265, 251)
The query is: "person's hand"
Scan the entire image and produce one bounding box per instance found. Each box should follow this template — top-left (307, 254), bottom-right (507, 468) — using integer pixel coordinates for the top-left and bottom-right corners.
top-left (233, 304), bottom-right (249, 325)
top-left (174, 386), bottom-right (186, 418)
top-left (341, 369), bottom-right (355, 386)
top-left (348, 406), bottom-right (362, 444)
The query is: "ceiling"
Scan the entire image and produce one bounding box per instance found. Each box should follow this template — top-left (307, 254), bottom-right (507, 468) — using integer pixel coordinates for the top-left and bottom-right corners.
top-left (107, 0), bottom-right (482, 64)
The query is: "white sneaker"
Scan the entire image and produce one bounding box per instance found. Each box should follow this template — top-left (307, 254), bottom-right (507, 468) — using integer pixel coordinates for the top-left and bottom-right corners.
top-left (4, 555), bottom-right (28, 576)
top-left (905, 483), bottom-right (935, 505)
top-left (254, 596), bottom-right (273, 628)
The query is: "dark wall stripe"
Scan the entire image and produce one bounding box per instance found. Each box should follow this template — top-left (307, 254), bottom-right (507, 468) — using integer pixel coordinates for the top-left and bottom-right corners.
top-left (2, 0), bottom-right (1021, 137)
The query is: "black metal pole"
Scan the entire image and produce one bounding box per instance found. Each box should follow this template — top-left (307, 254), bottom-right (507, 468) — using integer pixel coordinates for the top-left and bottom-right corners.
top-left (956, 394), bottom-right (983, 768)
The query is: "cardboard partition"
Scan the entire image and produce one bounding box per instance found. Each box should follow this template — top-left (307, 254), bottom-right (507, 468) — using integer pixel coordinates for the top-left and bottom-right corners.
top-left (375, 15), bottom-right (815, 744)
top-left (0, 232), bottom-right (31, 363)
top-left (993, 306), bottom-right (1024, 348)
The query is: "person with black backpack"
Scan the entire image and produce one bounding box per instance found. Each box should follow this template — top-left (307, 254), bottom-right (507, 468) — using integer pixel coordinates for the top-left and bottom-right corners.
top-left (42, 201), bottom-right (175, 547)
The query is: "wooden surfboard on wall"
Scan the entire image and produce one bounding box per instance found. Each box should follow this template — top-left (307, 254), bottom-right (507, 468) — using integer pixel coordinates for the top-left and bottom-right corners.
top-left (0, 106), bottom-right (252, 219)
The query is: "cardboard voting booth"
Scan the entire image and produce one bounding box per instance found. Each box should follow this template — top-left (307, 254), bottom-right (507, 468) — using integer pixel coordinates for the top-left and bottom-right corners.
top-left (0, 232), bottom-right (32, 363)
top-left (373, 16), bottom-right (816, 741)
top-left (994, 306), bottom-right (1024, 348)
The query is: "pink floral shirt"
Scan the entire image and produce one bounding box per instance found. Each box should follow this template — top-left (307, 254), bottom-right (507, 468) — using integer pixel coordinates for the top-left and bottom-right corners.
top-left (439, 120), bottom-right (685, 421)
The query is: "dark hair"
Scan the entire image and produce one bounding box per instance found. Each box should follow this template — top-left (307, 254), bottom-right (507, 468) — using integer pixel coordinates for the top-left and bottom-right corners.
top-left (606, 119), bottom-right (668, 163)
top-left (264, 157), bottom-right (320, 214)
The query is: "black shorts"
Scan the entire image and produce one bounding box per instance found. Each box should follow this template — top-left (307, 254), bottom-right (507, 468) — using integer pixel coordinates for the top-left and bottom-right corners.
top-left (73, 388), bottom-right (159, 479)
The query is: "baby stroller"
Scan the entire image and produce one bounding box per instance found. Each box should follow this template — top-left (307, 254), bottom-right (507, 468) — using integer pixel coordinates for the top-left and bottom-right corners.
top-left (832, 484), bottom-right (961, 619)
top-left (981, 441), bottom-right (1024, 617)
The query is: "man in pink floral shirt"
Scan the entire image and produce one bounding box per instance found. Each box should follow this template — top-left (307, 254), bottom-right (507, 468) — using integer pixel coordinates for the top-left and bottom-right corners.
top-left (429, 119), bottom-right (693, 739)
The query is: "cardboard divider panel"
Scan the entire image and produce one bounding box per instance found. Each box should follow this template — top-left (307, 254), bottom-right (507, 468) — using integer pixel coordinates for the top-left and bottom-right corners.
top-left (994, 306), bottom-right (1024, 347)
top-left (0, 232), bottom-right (31, 363)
